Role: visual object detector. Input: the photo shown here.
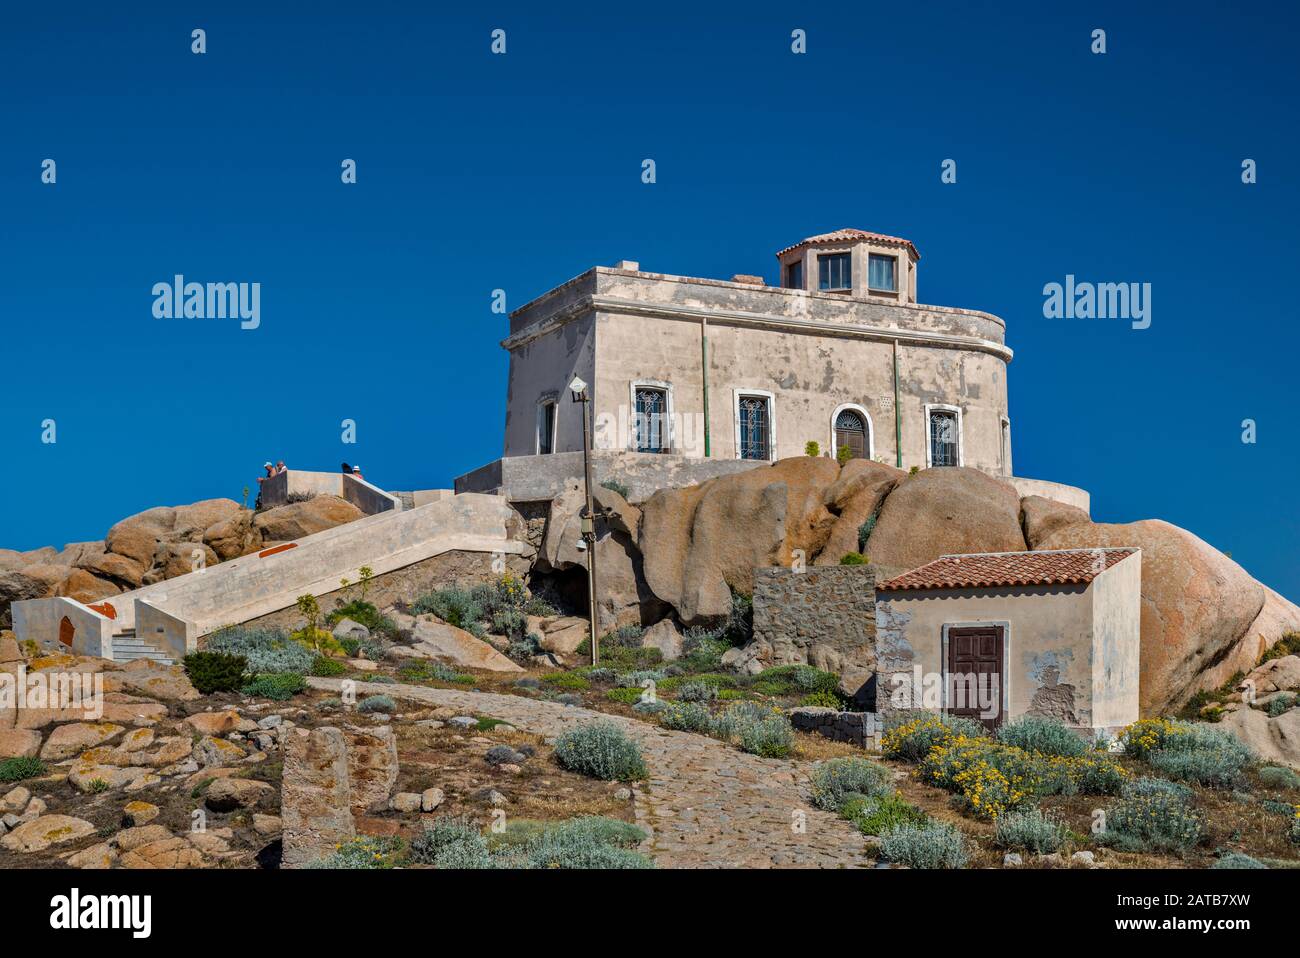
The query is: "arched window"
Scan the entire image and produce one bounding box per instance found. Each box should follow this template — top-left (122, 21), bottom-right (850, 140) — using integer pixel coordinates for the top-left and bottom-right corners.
top-left (830, 403), bottom-right (874, 461)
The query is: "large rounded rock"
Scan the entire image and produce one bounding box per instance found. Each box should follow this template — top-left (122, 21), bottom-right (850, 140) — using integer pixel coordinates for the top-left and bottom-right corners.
top-left (203, 511), bottom-right (259, 561)
top-left (253, 495), bottom-right (364, 541)
top-left (105, 506), bottom-right (176, 567)
top-left (865, 467), bottom-right (1026, 578)
top-left (815, 459), bottom-right (904, 566)
top-left (1027, 507), bottom-right (1266, 715)
top-left (639, 457), bottom-right (839, 625)
top-left (76, 551), bottom-right (145, 589)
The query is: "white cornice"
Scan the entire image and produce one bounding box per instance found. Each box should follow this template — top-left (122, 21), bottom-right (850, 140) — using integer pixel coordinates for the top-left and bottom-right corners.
top-left (502, 294), bottom-right (1013, 363)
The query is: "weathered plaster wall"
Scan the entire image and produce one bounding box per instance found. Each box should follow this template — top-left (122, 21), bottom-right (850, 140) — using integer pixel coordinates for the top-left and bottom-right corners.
top-left (1090, 553), bottom-right (1142, 730)
top-left (874, 584), bottom-right (1098, 728)
top-left (503, 312), bottom-right (595, 458)
top-left (502, 267), bottom-right (1011, 475)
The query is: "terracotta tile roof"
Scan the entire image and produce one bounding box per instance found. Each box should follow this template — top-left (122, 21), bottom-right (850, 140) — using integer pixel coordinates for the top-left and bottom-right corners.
top-left (776, 228), bottom-right (920, 260)
top-left (877, 548), bottom-right (1138, 592)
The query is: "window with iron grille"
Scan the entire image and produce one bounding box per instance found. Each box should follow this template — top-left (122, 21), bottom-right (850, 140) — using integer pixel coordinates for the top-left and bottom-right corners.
top-left (738, 395), bottom-right (771, 460)
top-left (818, 252), bottom-right (851, 291)
top-left (929, 410), bottom-right (959, 467)
top-left (537, 400), bottom-right (557, 455)
top-left (634, 387), bottom-right (669, 452)
top-left (834, 409), bottom-right (867, 460)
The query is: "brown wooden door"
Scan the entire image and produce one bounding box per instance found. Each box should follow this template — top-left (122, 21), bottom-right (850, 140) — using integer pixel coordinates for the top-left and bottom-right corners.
top-left (946, 626), bottom-right (1004, 730)
top-left (834, 410), bottom-right (867, 460)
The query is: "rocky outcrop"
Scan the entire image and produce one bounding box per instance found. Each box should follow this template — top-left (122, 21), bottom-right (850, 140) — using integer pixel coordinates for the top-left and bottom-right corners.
top-left (814, 460), bottom-right (903, 566)
top-left (252, 496), bottom-right (364, 542)
top-left (1023, 496), bottom-right (1268, 715)
top-left (639, 457), bottom-right (840, 626)
top-left (389, 614), bottom-right (524, 673)
top-left (865, 467), bottom-right (1026, 577)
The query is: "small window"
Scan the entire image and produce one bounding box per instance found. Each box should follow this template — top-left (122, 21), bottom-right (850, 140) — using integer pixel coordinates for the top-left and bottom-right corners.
top-left (929, 410), bottom-right (959, 467)
top-left (785, 261), bottom-right (803, 289)
top-left (738, 394), bottom-right (772, 460)
top-left (633, 386), bottom-right (669, 453)
top-left (868, 253), bottom-right (897, 292)
top-left (537, 400), bottom-right (557, 455)
top-left (818, 252), bottom-right (851, 291)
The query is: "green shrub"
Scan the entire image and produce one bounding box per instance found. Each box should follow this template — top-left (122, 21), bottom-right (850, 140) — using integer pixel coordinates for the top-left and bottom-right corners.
top-left (839, 552), bottom-right (869, 566)
top-left (307, 835), bottom-right (404, 869)
top-left (539, 815), bottom-right (646, 849)
top-left (325, 599), bottom-right (395, 638)
top-left (751, 664), bottom-right (839, 697)
top-left (240, 672), bottom-right (307, 700)
top-left (1147, 724), bottom-right (1253, 789)
top-left (1259, 631), bottom-right (1300, 665)
top-left (554, 721), bottom-right (647, 781)
top-left (599, 478), bottom-right (631, 499)
top-left (882, 712), bottom-right (985, 763)
top-left (675, 681), bottom-right (719, 703)
top-left (800, 690), bottom-right (844, 709)
top-left (709, 701), bottom-right (794, 757)
top-left (1259, 765), bottom-right (1300, 790)
top-left (542, 672), bottom-right (590, 690)
top-left (398, 660), bottom-right (474, 684)
top-left (810, 757), bottom-right (893, 811)
top-left (1123, 775), bottom-right (1194, 803)
top-left (836, 444), bottom-right (853, 465)
top-left (879, 821), bottom-right (968, 869)
top-left (1212, 852), bottom-right (1268, 869)
top-left (842, 793), bottom-right (927, 836)
top-left (723, 589), bottom-right (753, 646)
top-left (1101, 790), bottom-right (1203, 854)
top-left (1268, 694), bottom-right (1296, 718)
top-left (857, 512), bottom-right (880, 552)
top-left (657, 701), bottom-right (714, 733)
top-left (605, 687), bottom-right (646, 705)
top-left (679, 627), bottom-right (730, 672)
top-left (524, 824), bottom-right (653, 869)
top-left (206, 626), bottom-right (315, 675)
top-left (182, 651), bottom-right (249, 694)
top-left (804, 441), bottom-right (820, 457)
top-left (409, 815), bottom-right (491, 869)
top-left (310, 656), bottom-right (347, 677)
top-left (411, 587), bottom-right (486, 636)
top-left (358, 694), bottom-right (397, 713)
top-left (994, 808), bottom-right (1068, 854)
top-left (996, 715), bottom-right (1088, 757)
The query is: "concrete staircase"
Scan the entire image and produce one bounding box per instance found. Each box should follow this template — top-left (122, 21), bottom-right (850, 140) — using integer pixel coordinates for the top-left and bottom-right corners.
top-left (110, 629), bottom-right (175, 666)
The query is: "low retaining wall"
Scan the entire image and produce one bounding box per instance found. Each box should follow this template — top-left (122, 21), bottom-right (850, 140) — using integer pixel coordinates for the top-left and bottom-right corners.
top-left (788, 707), bottom-right (881, 749)
top-left (454, 451), bottom-right (761, 503)
top-left (1008, 476), bottom-right (1090, 514)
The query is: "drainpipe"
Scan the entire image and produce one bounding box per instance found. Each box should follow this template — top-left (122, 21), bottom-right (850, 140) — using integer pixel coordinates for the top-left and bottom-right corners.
top-left (701, 318), bottom-right (711, 457)
top-left (892, 339), bottom-right (903, 468)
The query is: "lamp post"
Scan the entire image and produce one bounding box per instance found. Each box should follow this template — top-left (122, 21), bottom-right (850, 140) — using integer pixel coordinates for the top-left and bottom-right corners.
top-left (569, 375), bottom-right (600, 667)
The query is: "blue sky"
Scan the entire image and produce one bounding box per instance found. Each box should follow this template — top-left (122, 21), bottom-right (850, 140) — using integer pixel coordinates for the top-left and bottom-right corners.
top-left (2, 2), bottom-right (1297, 599)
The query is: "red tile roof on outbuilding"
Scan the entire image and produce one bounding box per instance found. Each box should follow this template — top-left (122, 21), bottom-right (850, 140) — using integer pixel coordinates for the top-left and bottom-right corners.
top-left (877, 549), bottom-right (1138, 592)
top-left (775, 228), bottom-right (920, 260)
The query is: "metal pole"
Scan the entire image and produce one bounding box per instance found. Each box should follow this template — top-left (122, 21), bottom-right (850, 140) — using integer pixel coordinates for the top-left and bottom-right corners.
top-left (579, 391), bottom-right (599, 667)
top-left (893, 339), bottom-right (903, 468)
top-left (701, 318), bottom-right (711, 457)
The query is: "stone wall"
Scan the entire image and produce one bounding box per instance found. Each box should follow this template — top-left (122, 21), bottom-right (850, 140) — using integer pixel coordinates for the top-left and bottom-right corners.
top-left (788, 707), bottom-right (881, 749)
top-left (752, 566), bottom-right (877, 705)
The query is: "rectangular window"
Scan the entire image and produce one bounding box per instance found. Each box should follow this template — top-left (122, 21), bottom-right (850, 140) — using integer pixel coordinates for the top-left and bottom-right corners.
top-left (868, 253), bottom-right (897, 292)
top-left (537, 401), bottom-right (556, 455)
top-left (929, 410), bottom-right (959, 467)
top-left (817, 252), bottom-right (851, 291)
top-left (634, 387), bottom-right (669, 453)
top-left (738, 394), bottom-right (772, 460)
top-left (785, 261), bottom-right (803, 289)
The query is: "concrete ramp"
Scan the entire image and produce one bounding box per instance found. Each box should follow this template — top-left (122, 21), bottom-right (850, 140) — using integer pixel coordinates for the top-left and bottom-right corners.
top-left (12, 492), bottom-right (526, 663)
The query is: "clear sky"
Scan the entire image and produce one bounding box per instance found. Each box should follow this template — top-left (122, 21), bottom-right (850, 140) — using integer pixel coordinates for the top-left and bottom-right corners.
top-left (2, 2), bottom-right (1296, 599)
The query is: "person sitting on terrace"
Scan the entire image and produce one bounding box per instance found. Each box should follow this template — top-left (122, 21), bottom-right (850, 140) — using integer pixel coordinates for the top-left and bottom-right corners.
top-left (351, 465), bottom-right (364, 480)
top-left (275, 460), bottom-right (287, 475)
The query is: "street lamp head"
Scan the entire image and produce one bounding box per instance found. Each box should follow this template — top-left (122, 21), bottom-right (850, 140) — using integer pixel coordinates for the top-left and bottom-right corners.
top-left (568, 375), bottom-right (588, 401)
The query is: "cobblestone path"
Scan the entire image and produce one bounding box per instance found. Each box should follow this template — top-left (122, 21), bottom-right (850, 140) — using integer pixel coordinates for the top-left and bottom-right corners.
top-left (307, 678), bottom-right (867, 868)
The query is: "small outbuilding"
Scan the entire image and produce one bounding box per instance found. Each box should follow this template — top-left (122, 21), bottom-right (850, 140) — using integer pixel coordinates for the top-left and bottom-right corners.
top-left (874, 548), bottom-right (1141, 736)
